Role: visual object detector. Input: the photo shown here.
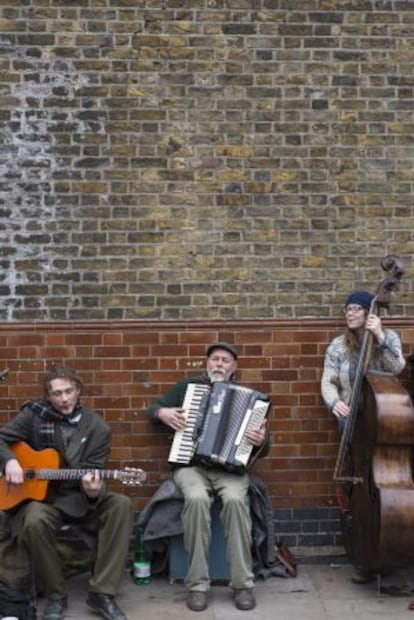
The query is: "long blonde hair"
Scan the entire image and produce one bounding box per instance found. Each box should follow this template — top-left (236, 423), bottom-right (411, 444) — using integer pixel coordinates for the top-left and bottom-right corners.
top-left (344, 325), bottom-right (362, 358)
top-left (343, 309), bottom-right (379, 363)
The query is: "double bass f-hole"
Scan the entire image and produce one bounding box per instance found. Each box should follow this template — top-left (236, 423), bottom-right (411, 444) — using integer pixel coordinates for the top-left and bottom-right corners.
top-left (333, 255), bottom-right (405, 483)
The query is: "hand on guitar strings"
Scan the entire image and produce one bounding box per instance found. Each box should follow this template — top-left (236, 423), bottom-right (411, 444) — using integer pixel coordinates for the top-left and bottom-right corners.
top-left (4, 458), bottom-right (24, 484)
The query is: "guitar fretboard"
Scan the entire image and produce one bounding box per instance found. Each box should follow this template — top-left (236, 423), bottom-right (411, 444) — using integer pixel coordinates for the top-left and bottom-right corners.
top-left (25, 468), bottom-right (126, 481)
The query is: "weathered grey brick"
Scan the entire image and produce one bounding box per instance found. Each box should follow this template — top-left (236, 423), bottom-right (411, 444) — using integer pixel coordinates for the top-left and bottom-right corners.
top-left (0, 3), bottom-right (413, 320)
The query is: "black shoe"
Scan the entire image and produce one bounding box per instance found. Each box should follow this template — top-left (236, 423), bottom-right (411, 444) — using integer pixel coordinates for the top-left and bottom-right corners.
top-left (351, 569), bottom-right (376, 584)
top-left (86, 592), bottom-right (127, 620)
top-left (42, 597), bottom-right (67, 620)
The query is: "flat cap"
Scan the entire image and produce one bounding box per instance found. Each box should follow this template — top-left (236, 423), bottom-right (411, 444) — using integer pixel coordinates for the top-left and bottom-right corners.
top-left (206, 342), bottom-right (238, 360)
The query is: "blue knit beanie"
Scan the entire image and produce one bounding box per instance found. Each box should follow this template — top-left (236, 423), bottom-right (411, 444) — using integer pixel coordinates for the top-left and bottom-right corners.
top-left (345, 290), bottom-right (374, 311)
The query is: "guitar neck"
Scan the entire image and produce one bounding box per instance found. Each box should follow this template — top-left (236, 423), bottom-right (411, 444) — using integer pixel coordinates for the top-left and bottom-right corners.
top-left (4, 442), bottom-right (146, 490)
top-left (25, 468), bottom-right (125, 481)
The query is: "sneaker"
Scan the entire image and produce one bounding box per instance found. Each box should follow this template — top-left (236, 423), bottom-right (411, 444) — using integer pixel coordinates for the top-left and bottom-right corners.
top-left (42, 597), bottom-right (67, 620)
top-left (186, 591), bottom-right (208, 612)
top-left (233, 588), bottom-right (256, 610)
top-left (86, 592), bottom-right (127, 620)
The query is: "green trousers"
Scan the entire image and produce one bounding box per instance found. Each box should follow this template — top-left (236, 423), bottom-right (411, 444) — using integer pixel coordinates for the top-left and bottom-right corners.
top-left (173, 465), bottom-right (254, 592)
top-left (19, 492), bottom-right (132, 599)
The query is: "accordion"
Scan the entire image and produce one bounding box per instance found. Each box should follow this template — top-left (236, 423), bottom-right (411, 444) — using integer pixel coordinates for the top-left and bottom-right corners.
top-left (168, 381), bottom-right (270, 472)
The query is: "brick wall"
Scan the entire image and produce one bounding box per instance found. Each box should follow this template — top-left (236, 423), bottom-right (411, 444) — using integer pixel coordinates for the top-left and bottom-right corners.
top-left (1, 0), bottom-right (414, 551)
top-left (0, 2), bottom-right (414, 321)
top-left (1, 317), bottom-right (413, 550)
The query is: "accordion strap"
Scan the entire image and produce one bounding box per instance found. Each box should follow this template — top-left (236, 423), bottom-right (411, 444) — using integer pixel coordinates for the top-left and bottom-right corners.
top-left (246, 431), bottom-right (269, 470)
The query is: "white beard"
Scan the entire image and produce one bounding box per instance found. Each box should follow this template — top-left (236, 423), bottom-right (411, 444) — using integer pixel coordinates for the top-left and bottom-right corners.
top-left (208, 369), bottom-right (228, 382)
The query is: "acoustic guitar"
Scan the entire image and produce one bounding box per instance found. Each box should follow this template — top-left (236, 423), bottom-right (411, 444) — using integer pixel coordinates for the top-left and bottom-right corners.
top-left (0, 441), bottom-right (146, 511)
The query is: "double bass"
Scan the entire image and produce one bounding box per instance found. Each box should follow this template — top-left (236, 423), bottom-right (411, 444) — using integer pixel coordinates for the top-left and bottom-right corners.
top-left (334, 255), bottom-right (414, 571)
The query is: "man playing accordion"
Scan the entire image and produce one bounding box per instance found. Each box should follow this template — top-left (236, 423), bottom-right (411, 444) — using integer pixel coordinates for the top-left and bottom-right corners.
top-left (147, 342), bottom-right (270, 612)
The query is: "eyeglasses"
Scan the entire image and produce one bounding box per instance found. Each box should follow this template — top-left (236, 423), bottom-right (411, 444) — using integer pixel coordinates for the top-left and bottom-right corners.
top-left (344, 305), bottom-right (365, 315)
top-left (49, 387), bottom-right (77, 399)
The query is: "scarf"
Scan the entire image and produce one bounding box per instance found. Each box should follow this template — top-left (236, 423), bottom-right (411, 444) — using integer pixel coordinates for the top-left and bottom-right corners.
top-left (22, 399), bottom-right (82, 449)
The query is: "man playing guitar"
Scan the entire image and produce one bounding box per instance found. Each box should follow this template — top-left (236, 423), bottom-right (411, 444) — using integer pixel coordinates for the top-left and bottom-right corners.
top-left (0, 366), bottom-right (133, 620)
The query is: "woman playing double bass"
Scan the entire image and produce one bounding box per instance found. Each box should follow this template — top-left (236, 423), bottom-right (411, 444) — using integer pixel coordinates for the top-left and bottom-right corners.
top-left (321, 289), bottom-right (406, 582)
top-left (321, 290), bottom-right (406, 434)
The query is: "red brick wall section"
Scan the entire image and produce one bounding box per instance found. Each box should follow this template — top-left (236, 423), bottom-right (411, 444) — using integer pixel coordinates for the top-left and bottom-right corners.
top-left (0, 319), bottom-right (413, 514)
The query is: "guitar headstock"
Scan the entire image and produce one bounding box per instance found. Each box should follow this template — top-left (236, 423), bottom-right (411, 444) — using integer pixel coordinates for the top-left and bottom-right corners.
top-left (116, 467), bottom-right (147, 486)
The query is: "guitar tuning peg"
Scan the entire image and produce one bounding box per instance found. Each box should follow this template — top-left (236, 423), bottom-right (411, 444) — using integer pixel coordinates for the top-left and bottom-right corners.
top-left (0, 368), bottom-right (9, 381)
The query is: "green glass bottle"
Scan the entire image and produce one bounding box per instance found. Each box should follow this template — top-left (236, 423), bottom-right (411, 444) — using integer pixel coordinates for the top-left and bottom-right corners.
top-left (133, 526), bottom-right (151, 585)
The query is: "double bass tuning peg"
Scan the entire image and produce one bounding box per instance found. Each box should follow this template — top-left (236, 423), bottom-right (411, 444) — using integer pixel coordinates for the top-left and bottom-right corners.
top-left (375, 255), bottom-right (405, 303)
top-left (381, 255), bottom-right (404, 280)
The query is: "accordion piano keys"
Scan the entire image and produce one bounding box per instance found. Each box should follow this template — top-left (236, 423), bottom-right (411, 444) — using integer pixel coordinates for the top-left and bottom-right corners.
top-left (168, 382), bottom-right (270, 472)
top-left (168, 383), bottom-right (210, 465)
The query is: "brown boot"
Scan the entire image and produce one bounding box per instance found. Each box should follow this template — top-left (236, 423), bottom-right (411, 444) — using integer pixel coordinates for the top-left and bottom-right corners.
top-left (233, 589), bottom-right (256, 610)
top-left (187, 591), bottom-right (208, 612)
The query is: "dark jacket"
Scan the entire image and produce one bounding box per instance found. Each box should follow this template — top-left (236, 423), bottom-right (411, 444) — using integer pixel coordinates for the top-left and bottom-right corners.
top-left (0, 402), bottom-right (112, 519)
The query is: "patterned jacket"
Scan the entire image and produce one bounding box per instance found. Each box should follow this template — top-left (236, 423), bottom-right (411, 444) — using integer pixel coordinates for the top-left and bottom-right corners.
top-left (321, 328), bottom-right (406, 412)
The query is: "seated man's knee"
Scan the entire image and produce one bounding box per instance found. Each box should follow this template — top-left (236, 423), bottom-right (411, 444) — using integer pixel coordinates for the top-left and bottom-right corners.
top-left (220, 487), bottom-right (248, 504)
top-left (112, 492), bottom-right (132, 512)
top-left (186, 490), bottom-right (210, 509)
top-left (181, 486), bottom-right (211, 516)
top-left (220, 493), bottom-right (250, 518)
top-left (100, 493), bottom-right (132, 530)
top-left (176, 477), bottom-right (210, 503)
top-left (21, 502), bottom-right (52, 537)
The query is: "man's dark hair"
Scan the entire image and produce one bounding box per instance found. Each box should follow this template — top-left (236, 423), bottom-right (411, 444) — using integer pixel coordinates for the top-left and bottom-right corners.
top-left (43, 366), bottom-right (83, 397)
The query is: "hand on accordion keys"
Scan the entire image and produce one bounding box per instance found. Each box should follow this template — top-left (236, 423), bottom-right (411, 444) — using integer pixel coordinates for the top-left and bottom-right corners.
top-left (156, 406), bottom-right (187, 431)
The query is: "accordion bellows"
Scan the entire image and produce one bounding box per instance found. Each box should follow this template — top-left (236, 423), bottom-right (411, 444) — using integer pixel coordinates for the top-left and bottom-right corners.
top-left (168, 381), bottom-right (270, 472)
